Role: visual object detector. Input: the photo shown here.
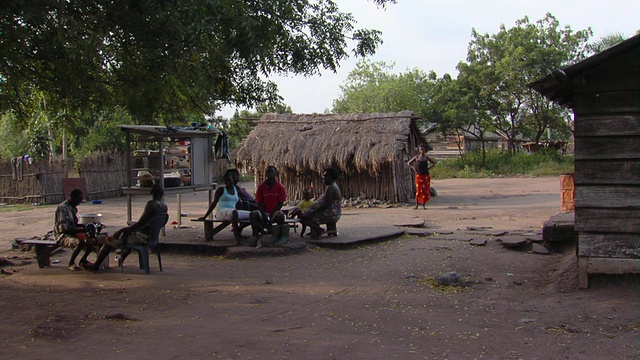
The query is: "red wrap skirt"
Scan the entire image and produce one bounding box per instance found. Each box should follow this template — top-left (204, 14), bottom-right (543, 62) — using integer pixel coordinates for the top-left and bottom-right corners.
top-left (415, 174), bottom-right (431, 205)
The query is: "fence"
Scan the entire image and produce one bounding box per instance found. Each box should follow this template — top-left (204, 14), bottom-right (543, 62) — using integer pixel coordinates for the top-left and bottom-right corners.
top-left (1, 152), bottom-right (229, 205)
top-left (0, 152), bottom-right (127, 205)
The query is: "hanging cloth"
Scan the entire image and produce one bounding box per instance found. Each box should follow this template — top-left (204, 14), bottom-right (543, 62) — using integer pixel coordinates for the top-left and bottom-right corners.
top-left (10, 157), bottom-right (23, 181)
top-left (214, 131), bottom-right (230, 160)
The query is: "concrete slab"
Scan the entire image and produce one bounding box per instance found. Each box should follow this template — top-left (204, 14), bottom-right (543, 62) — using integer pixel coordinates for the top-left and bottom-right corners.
top-left (307, 226), bottom-right (405, 245)
top-left (542, 212), bottom-right (577, 243)
top-left (160, 223), bottom-right (407, 255)
top-left (393, 218), bottom-right (425, 227)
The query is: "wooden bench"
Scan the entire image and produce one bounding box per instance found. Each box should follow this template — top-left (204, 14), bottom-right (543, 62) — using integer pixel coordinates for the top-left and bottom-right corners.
top-left (17, 237), bottom-right (109, 269)
top-left (191, 218), bottom-right (299, 242)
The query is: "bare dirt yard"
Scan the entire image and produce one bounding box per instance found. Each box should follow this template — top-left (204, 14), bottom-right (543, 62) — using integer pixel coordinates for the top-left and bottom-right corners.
top-left (0, 177), bottom-right (637, 359)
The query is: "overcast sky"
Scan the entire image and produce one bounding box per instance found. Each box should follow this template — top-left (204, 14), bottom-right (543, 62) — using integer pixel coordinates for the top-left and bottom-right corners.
top-left (219, 0), bottom-right (639, 118)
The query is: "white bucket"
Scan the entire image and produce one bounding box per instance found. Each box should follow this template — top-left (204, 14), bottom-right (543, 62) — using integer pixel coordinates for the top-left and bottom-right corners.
top-left (79, 213), bottom-right (102, 224)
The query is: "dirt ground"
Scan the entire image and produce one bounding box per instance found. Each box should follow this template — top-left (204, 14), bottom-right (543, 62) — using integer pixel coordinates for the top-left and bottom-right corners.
top-left (0, 177), bottom-right (637, 359)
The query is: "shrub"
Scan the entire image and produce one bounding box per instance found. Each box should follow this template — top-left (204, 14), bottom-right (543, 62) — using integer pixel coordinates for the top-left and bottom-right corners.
top-left (431, 149), bottom-right (574, 179)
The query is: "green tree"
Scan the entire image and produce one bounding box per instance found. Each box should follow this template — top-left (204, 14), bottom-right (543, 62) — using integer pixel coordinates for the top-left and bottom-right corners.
top-left (460, 13), bottom-right (591, 154)
top-left (225, 102), bottom-right (293, 149)
top-left (331, 60), bottom-right (435, 119)
top-left (71, 107), bottom-right (133, 159)
top-left (430, 70), bottom-right (496, 167)
top-left (588, 32), bottom-right (628, 53)
top-left (1, 0), bottom-right (392, 156)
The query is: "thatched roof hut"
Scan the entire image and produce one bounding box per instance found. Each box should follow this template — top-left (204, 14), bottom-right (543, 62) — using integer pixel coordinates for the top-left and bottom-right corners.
top-left (235, 111), bottom-right (428, 203)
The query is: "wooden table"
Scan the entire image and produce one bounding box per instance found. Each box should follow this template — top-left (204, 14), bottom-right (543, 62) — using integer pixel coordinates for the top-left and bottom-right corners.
top-left (122, 184), bottom-right (216, 225)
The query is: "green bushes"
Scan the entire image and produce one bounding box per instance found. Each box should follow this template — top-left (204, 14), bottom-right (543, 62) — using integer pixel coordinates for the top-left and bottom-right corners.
top-left (431, 149), bottom-right (574, 179)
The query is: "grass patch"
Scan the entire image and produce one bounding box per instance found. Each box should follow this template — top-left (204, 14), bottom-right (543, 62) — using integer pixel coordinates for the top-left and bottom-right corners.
top-left (431, 149), bottom-right (574, 179)
top-left (0, 203), bottom-right (38, 212)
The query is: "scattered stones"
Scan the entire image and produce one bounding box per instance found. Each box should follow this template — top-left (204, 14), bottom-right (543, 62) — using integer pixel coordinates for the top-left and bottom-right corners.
top-left (526, 236), bottom-right (544, 243)
top-left (403, 228), bottom-right (435, 237)
top-left (499, 238), bottom-right (529, 248)
top-left (521, 231), bottom-right (541, 237)
top-left (469, 238), bottom-right (487, 246)
top-left (488, 231), bottom-right (508, 236)
top-left (435, 272), bottom-right (459, 286)
top-left (466, 226), bottom-right (492, 231)
top-left (531, 243), bottom-right (551, 255)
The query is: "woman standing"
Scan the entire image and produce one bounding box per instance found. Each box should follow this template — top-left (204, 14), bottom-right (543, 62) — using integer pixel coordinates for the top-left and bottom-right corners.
top-left (407, 144), bottom-right (436, 209)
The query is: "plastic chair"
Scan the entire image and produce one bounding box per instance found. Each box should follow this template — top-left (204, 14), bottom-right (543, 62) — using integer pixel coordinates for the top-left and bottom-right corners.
top-left (119, 213), bottom-right (169, 274)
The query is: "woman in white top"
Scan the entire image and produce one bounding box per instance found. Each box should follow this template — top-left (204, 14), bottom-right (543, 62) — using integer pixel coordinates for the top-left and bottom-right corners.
top-left (198, 172), bottom-right (250, 245)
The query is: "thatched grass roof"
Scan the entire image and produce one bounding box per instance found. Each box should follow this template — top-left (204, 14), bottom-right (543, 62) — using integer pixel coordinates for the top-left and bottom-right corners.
top-left (235, 111), bottom-right (423, 173)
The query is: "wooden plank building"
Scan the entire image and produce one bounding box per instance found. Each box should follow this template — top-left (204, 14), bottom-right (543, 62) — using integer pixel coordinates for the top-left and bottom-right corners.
top-left (530, 35), bottom-right (639, 288)
top-left (234, 111), bottom-right (428, 203)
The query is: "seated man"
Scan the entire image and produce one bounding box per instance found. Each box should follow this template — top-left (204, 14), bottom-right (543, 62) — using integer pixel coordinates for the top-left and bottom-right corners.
top-left (301, 168), bottom-right (342, 239)
top-left (54, 189), bottom-right (91, 271)
top-left (250, 165), bottom-right (286, 246)
top-left (87, 184), bottom-right (168, 272)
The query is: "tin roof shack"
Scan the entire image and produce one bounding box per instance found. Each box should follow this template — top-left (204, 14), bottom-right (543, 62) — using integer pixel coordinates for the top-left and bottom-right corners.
top-left (529, 35), bottom-right (639, 288)
top-left (234, 111), bottom-right (428, 203)
top-left (119, 125), bottom-right (222, 224)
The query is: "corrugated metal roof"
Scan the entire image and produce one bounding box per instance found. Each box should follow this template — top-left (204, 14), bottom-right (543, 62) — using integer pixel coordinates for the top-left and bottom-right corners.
top-left (118, 125), bottom-right (219, 138)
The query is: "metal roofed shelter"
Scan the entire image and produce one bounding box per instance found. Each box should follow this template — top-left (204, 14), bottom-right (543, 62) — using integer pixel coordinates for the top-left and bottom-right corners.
top-left (119, 125), bottom-right (219, 224)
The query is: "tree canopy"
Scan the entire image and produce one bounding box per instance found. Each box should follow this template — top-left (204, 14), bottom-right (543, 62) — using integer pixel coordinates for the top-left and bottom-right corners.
top-left (1, 0), bottom-right (392, 123)
top-left (331, 60), bottom-right (437, 119)
top-left (0, 0), bottom-right (395, 159)
top-left (456, 13), bottom-right (591, 154)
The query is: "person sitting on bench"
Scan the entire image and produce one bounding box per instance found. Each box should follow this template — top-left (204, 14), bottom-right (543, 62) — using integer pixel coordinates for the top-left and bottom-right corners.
top-left (288, 187), bottom-right (315, 237)
top-left (300, 167), bottom-right (342, 239)
top-left (87, 184), bottom-right (168, 272)
top-left (54, 189), bottom-right (91, 271)
top-left (197, 172), bottom-right (251, 245)
top-left (227, 168), bottom-right (258, 211)
top-left (250, 165), bottom-right (287, 246)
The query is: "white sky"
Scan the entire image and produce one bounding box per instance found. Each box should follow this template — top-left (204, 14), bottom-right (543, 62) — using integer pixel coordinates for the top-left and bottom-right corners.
top-left (219, 0), bottom-right (639, 118)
